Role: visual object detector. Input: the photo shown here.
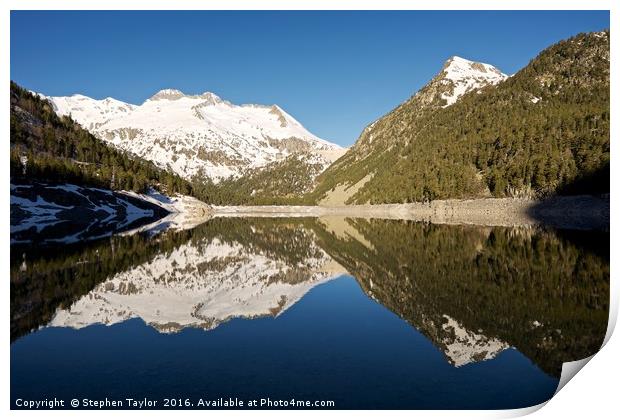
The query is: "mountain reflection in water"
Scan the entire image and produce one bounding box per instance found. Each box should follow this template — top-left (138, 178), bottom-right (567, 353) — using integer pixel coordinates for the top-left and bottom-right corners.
top-left (10, 217), bottom-right (609, 408)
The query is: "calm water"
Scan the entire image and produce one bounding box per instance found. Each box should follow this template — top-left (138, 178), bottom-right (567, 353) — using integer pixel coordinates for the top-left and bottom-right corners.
top-left (10, 217), bottom-right (609, 409)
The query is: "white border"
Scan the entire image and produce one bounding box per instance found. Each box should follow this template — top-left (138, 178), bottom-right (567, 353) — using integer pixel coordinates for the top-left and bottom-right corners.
top-left (2, 2), bottom-right (616, 420)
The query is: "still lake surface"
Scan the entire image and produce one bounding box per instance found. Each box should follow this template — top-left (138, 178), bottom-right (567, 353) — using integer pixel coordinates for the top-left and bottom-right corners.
top-left (11, 217), bottom-right (609, 409)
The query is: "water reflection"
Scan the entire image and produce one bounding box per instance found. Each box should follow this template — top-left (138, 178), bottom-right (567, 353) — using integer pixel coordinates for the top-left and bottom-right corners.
top-left (50, 222), bottom-right (345, 333)
top-left (11, 217), bottom-right (609, 381)
top-left (311, 218), bottom-right (609, 377)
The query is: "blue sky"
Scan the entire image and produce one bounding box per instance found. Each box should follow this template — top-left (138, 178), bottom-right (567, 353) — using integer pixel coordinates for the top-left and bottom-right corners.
top-left (11, 11), bottom-right (609, 146)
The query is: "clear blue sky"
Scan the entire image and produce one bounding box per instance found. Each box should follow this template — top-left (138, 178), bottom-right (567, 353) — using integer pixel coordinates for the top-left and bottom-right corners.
top-left (11, 11), bottom-right (609, 146)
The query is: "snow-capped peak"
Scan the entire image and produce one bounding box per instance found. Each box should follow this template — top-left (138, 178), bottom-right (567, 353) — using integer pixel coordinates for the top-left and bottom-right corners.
top-left (196, 91), bottom-right (224, 105)
top-left (442, 56), bottom-right (506, 83)
top-left (147, 88), bottom-right (186, 101)
top-left (438, 56), bottom-right (508, 106)
top-left (146, 89), bottom-right (226, 104)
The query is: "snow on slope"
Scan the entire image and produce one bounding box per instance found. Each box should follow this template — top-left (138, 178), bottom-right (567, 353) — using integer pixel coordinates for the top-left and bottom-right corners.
top-left (439, 56), bottom-right (508, 106)
top-left (49, 235), bottom-right (347, 333)
top-left (46, 94), bottom-right (136, 131)
top-left (43, 89), bottom-right (345, 182)
top-left (10, 183), bottom-right (165, 244)
top-left (10, 182), bottom-right (213, 245)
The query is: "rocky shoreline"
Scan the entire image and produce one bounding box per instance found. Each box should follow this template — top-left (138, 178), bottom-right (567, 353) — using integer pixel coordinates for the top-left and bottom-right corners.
top-left (212, 195), bottom-right (610, 231)
top-left (10, 182), bottom-right (213, 244)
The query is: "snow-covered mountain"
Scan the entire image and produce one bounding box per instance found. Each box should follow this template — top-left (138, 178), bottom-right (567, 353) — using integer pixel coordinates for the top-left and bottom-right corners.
top-left (42, 89), bottom-right (345, 182)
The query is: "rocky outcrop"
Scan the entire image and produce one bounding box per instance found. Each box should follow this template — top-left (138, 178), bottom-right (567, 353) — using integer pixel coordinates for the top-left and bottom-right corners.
top-left (10, 182), bottom-right (169, 244)
top-left (10, 182), bottom-right (213, 244)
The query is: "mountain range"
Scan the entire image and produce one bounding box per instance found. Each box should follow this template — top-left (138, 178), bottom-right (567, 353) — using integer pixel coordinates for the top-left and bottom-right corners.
top-left (11, 30), bottom-right (609, 208)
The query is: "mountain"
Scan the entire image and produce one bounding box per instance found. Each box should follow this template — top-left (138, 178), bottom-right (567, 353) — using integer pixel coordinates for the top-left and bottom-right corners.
top-left (43, 89), bottom-right (346, 184)
top-left (436, 56), bottom-right (508, 106)
top-left (348, 55), bottom-right (508, 160)
top-left (309, 31), bottom-right (609, 205)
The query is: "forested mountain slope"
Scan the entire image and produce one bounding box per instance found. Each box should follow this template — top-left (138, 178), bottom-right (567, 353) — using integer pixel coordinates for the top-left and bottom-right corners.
top-left (193, 153), bottom-right (327, 205)
top-left (309, 31), bottom-right (609, 205)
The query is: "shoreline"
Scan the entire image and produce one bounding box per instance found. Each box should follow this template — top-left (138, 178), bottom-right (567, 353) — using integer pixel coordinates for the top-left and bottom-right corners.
top-left (211, 195), bottom-right (610, 231)
top-left (10, 182), bottom-right (214, 245)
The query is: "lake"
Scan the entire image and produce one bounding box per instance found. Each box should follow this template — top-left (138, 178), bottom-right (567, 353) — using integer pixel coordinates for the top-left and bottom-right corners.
top-left (10, 217), bottom-right (610, 409)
